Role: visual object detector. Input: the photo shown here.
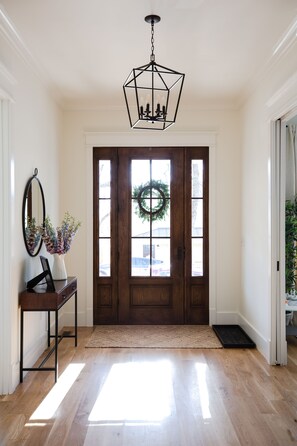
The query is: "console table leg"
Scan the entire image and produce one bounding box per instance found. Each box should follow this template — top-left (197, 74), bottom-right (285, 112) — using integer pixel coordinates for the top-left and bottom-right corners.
top-left (47, 311), bottom-right (51, 347)
top-left (55, 309), bottom-right (58, 382)
top-left (75, 291), bottom-right (77, 347)
top-left (20, 309), bottom-right (24, 383)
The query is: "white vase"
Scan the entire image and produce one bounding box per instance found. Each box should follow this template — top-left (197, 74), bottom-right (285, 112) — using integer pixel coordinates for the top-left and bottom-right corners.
top-left (52, 253), bottom-right (67, 280)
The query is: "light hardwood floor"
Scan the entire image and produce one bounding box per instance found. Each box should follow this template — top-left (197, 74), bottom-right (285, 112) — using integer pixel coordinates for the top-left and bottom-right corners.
top-left (1, 328), bottom-right (297, 446)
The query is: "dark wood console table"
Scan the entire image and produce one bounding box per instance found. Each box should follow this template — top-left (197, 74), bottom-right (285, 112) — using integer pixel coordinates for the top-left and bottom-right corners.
top-left (19, 276), bottom-right (77, 383)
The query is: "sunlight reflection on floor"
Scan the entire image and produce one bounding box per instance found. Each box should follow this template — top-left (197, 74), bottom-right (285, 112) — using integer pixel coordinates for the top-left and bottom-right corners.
top-left (88, 360), bottom-right (174, 424)
top-left (29, 363), bottom-right (85, 421)
top-left (195, 362), bottom-right (211, 420)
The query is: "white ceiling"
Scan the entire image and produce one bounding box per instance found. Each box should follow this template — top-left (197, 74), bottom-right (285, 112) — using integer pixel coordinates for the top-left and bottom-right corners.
top-left (1, 0), bottom-right (297, 110)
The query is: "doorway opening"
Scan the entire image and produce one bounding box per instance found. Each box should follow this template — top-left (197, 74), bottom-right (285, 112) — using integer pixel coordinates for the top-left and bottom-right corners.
top-left (93, 147), bottom-right (209, 325)
top-left (273, 112), bottom-right (297, 365)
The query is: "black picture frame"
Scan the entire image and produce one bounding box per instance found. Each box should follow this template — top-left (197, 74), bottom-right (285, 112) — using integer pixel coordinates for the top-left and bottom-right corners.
top-left (40, 256), bottom-right (55, 291)
top-left (26, 256), bottom-right (55, 290)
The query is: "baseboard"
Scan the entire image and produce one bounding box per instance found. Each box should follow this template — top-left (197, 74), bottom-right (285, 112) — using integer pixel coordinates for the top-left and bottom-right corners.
top-left (17, 331), bottom-right (48, 385)
top-left (238, 313), bottom-right (271, 363)
top-left (210, 309), bottom-right (239, 325)
top-left (11, 361), bottom-right (21, 393)
top-left (210, 310), bottom-right (271, 362)
top-left (61, 310), bottom-right (85, 327)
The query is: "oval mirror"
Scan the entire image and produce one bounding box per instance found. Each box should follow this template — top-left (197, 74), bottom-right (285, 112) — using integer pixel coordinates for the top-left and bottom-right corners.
top-left (22, 169), bottom-right (45, 257)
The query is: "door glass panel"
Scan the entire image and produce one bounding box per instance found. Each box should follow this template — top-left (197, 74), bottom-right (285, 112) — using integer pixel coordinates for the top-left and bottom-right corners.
top-left (192, 160), bottom-right (203, 197)
top-left (152, 238), bottom-right (170, 277)
top-left (98, 160), bottom-right (111, 277)
top-left (99, 200), bottom-right (111, 237)
top-left (131, 238), bottom-right (150, 276)
top-left (99, 239), bottom-right (111, 277)
top-left (131, 159), bottom-right (171, 277)
top-left (131, 201), bottom-right (150, 236)
top-left (131, 160), bottom-right (150, 190)
top-left (192, 239), bottom-right (203, 276)
top-left (99, 160), bottom-right (111, 198)
top-left (152, 207), bottom-right (170, 233)
top-left (192, 199), bottom-right (203, 237)
top-left (152, 160), bottom-right (171, 188)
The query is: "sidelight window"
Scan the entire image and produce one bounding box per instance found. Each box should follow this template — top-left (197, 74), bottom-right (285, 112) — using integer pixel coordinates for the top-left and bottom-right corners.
top-left (191, 160), bottom-right (204, 276)
top-left (98, 160), bottom-right (111, 277)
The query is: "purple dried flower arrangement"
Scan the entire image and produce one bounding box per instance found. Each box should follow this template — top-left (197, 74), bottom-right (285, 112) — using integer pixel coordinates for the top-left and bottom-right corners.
top-left (25, 216), bottom-right (41, 254)
top-left (39, 212), bottom-right (81, 255)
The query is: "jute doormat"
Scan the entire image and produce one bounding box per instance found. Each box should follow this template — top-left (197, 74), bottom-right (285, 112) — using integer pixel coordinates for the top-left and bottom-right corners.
top-left (85, 325), bottom-right (222, 349)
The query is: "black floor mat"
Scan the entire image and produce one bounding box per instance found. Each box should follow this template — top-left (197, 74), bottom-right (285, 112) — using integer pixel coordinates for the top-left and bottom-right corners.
top-left (212, 325), bottom-right (256, 348)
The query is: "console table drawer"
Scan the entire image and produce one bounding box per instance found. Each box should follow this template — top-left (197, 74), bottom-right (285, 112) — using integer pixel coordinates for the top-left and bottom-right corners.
top-left (57, 279), bottom-right (77, 307)
top-left (19, 277), bottom-right (77, 311)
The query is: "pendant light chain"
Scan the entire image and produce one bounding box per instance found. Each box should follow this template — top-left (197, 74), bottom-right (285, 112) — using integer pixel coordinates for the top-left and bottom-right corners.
top-left (150, 20), bottom-right (155, 62)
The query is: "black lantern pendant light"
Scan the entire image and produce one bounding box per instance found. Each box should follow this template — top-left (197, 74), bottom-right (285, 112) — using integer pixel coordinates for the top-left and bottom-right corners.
top-left (123, 15), bottom-right (185, 130)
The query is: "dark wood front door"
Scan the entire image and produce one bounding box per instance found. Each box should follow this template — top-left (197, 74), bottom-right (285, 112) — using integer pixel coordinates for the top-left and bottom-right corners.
top-left (93, 146), bottom-right (209, 325)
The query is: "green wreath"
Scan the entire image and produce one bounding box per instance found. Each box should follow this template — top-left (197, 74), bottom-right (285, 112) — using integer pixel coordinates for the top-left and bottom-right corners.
top-left (133, 179), bottom-right (170, 222)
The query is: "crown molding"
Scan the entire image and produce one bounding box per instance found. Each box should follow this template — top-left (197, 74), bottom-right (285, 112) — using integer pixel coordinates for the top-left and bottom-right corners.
top-left (0, 60), bottom-right (16, 85)
top-left (265, 70), bottom-right (297, 121)
top-left (237, 16), bottom-right (297, 108)
top-left (0, 60), bottom-right (16, 100)
top-left (0, 7), bottom-right (41, 76)
top-left (0, 6), bottom-right (62, 106)
top-left (84, 131), bottom-right (217, 148)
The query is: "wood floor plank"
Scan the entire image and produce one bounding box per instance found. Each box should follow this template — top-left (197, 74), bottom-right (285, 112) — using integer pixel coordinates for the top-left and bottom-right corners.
top-left (2, 327), bottom-right (297, 445)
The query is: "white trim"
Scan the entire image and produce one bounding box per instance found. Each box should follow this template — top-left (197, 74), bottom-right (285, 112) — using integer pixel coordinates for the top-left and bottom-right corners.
top-left (266, 71), bottom-right (297, 119)
top-left (0, 60), bottom-right (16, 102)
top-left (279, 119), bottom-right (288, 364)
top-left (85, 131), bottom-right (217, 148)
top-left (61, 311), bottom-right (85, 328)
top-left (208, 137), bottom-right (217, 325)
top-left (269, 119), bottom-right (287, 365)
top-left (269, 120), bottom-right (278, 365)
top-left (0, 6), bottom-right (61, 106)
top-left (20, 332), bottom-right (47, 382)
top-left (239, 20), bottom-right (297, 108)
top-left (238, 312), bottom-right (271, 363)
top-left (214, 311), bottom-right (238, 325)
top-left (0, 86), bottom-right (14, 102)
top-left (282, 106), bottom-right (297, 123)
top-left (86, 144), bottom-right (94, 326)
top-left (0, 98), bottom-right (12, 394)
top-left (272, 17), bottom-right (297, 57)
top-left (267, 72), bottom-right (297, 366)
top-left (85, 131), bottom-right (217, 326)
top-left (0, 60), bottom-right (17, 86)
top-left (0, 6), bottom-right (40, 77)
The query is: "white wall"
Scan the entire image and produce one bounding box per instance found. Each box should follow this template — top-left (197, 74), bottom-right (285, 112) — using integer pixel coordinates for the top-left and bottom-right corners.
top-left (240, 40), bottom-right (297, 362)
top-left (60, 107), bottom-right (242, 327)
top-left (0, 7), bottom-right (243, 395)
top-left (0, 20), bottom-right (243, 394)
top-left (0, 30), bottom-right (61, 393)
